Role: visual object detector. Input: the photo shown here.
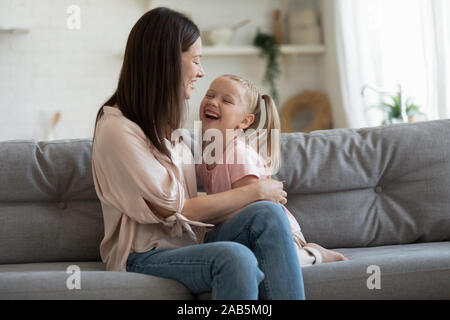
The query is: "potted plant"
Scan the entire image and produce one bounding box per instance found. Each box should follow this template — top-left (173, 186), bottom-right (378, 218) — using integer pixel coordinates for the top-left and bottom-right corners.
top-left (379, 89), bottom-right (425, 124)
top-left (253, 30), bottom-right (281, 104)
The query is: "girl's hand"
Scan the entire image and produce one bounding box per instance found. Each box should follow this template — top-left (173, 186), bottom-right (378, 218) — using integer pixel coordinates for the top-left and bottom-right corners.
top-left (253, 178), bottom-right (287, 205)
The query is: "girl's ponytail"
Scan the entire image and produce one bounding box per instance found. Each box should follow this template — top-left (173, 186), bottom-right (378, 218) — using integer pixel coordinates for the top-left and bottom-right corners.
top-left (260, 94), bottom-right (280, 175)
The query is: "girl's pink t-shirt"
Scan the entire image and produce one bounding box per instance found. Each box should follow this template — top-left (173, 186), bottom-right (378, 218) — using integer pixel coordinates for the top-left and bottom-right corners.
top-left (197, 138), bottom-right (301, 234)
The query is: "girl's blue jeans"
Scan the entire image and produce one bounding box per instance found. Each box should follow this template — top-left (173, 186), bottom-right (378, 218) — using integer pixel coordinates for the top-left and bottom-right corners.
top-left (126, 201), bottom-right (306, 300)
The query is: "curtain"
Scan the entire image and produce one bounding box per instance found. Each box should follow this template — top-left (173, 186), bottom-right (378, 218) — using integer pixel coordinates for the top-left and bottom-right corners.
top-left (333, 0), bottom-right (450, 128)
top-left (431, 0), bottom-right (450, 119)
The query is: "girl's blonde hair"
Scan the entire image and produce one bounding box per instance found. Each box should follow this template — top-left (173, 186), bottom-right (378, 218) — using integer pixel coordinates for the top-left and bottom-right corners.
top-left (220, 74), bottom-right (281, 175)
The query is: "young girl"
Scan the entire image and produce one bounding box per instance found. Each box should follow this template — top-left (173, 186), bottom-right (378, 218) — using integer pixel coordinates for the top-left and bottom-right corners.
top-left (198, 74), bottom-right (348, 266)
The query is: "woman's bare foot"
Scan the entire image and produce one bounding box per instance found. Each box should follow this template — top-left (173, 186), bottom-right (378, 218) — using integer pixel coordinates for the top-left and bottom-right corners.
top-left (305, 243), bottom-right (349, 263)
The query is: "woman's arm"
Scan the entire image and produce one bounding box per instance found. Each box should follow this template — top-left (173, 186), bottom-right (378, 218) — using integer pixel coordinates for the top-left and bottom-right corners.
top-left (183, 178), bottom-right (286, 223)
top-left (231, 175), bottom-right (260, 189)
top-left (199, 176), bottom-right (263, 224)
top-left (144, 182), bottom-right (256, 221)
top-left (181, 183), bottom-right (258, 223)
top-left (203, 176), bottom-right (286, 224)
top-left (149, 178), bottom-right (286, 222)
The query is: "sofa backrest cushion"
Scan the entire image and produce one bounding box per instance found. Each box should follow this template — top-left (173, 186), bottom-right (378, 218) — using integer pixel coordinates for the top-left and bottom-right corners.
top-left (272, 119), bottom-right (450, 248)
top-left (0, 139), bottom-right (103, 264)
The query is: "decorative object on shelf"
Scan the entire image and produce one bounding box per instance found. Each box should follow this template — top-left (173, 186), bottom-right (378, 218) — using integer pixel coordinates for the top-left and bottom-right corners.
top-left (361, 84), bottom-right (427, 125)
top-left (202, 19), bottom-right (250, 46)
top-left (253, 30), bottom-right (281, 103)
top-left (287, 9), bottom-right (321, 45)
top-left (273, 9), bottom-right (283, 44)
top-left (37, 111), bottom-right (61, 141)
top-left (279, 90), bottom-right (332, 133)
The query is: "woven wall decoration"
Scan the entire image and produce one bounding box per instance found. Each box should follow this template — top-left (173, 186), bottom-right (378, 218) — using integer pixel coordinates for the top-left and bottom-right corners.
top-left (279, 90), bottom-right (332, 133)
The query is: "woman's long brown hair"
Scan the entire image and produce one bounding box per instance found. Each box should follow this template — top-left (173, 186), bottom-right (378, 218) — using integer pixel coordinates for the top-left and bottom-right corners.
top-left (93, 7), bottom-right (200, 159)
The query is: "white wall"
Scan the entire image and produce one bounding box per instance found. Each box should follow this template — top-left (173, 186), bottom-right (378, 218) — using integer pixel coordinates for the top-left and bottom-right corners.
top-left (0, 0), bottom-right (337, 140)
top-left (0, 0), bottom-right (147, 141)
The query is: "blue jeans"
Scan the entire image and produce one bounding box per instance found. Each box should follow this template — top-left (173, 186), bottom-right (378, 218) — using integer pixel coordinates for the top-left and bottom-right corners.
top-left (126, 201), bottom-right (305, 300)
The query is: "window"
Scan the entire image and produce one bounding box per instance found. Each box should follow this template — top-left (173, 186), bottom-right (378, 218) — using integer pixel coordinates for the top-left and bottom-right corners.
top-left (337, 0), bottom-right (450, 127)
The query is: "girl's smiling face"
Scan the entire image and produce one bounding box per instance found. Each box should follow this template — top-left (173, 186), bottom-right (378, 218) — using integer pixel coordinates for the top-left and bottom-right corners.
top-left (199, 77), bottom-right (254, 135)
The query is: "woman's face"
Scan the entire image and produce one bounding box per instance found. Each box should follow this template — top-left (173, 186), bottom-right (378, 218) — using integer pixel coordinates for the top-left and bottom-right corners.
top-left (182, 37), bottom-right (205, 99)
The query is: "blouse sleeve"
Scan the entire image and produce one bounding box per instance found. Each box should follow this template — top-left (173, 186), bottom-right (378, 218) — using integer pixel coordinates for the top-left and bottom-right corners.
top-left (94, 115), bottom-right (212, 235)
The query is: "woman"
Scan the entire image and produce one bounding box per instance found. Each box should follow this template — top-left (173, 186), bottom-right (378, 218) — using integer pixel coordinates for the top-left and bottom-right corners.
top-left (92, 7), bottom-right (305, 300)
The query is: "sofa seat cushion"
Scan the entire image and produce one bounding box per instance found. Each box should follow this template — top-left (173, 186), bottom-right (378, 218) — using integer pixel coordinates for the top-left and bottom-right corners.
top-left (302, 241), bottom-right (450, 299)
top-left (0, 262), bottom-right (193, 300)
top-left (196, 241), bottom-right (450, 300)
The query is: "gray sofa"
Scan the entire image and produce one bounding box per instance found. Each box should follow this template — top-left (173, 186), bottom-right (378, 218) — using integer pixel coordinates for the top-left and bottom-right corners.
top-left (1, 119), bottom-right (449, 299)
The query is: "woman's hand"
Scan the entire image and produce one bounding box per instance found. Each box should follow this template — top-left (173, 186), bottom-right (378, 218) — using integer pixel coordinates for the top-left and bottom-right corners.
top-left (253, 178), bottom-right (287, 205)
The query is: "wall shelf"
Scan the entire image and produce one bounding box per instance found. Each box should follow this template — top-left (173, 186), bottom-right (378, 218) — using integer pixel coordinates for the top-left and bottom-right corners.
top-left (202, 44), bottom-right (325, 56)
top-left (0, 28), bottom-right (29, 35)
top-left (115, 44), bottom-right (324, 60)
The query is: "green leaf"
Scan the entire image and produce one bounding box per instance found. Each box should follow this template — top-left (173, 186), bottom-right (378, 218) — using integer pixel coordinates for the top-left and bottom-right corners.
top-left (406, 103), bottom-right (421, 116)
top-left (253, 31), bottom-right (281, 103)
top-left (376, 88), bottom-right (423, 120)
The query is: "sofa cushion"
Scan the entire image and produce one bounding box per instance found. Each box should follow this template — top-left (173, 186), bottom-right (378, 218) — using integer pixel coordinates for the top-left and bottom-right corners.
top-left (197, 242), bottom-right (450, 300)
top-left (0, 262), bottom-right (193, 300)
top-left (0, 139), bottom-right (103, 264)
top-left (303, 241), bottom-right (450, 299)
top-left (274, 120), bottom-right (450, 248)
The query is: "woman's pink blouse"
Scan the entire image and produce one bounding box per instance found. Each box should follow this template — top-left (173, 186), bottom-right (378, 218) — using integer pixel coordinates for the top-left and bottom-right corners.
top-left (92, 106), bottom-right (212, 271)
